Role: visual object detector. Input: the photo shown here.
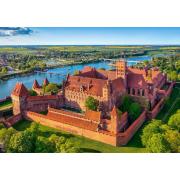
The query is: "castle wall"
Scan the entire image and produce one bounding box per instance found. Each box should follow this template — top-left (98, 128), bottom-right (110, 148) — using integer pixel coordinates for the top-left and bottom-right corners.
top-left (117, 111), bottom-right (146, 145)
top-left (3, 113), bottom-right (22, 127)
top-left (25, 111), bottom-right (117, 146)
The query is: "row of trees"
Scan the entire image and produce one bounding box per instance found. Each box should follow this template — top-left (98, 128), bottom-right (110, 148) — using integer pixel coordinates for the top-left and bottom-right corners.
top-left (0, 122), bottom-right (80, 153)
top-left (141, 110), bottom-right (180, 153)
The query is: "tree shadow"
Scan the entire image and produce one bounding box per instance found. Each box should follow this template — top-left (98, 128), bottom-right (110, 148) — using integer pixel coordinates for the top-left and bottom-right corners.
top-left (80, 148), bottom-right (101, 153)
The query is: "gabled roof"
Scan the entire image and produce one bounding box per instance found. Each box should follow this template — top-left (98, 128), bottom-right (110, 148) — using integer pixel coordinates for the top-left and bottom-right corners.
top-left (11, 83), bottom-right (29, 97)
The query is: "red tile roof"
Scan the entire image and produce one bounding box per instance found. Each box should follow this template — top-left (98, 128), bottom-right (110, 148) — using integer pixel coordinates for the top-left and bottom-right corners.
top-left (27, 95), bottom-right (59, 101)
top-left (11, 83), bottom-right (29, 97)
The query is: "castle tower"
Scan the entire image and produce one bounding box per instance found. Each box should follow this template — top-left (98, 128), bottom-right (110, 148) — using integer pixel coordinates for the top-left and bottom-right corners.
top-left (116, 59), bottom-right (127, 88)
top-left (110, 106), bottom-right (120, 134)
top-left (103, 80), bottom-right (112, 110)
top-left (32, 79), bottom-right (40, 89)
top-left (11, 83), bottom-right (29, 115)
top-left (43, 78), bottom-right (49, 86)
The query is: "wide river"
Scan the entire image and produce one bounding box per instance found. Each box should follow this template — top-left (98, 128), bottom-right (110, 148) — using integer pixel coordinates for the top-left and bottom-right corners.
top-left (0, 55), bottom-right (151, 98)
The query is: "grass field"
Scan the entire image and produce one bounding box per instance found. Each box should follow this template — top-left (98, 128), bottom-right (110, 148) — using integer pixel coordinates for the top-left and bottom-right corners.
top-left (0, 100), bottom-right (12, 111)
top-left (156, 84), bottom-right (180, 122)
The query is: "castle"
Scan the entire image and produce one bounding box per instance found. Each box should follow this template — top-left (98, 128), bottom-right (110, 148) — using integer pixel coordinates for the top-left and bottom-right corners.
top-left (9, 59), bottom-right (174, 146)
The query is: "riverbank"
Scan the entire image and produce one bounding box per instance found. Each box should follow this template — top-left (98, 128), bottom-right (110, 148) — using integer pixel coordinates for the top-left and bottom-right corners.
top-left (0, 58), bottom-right (104, 81)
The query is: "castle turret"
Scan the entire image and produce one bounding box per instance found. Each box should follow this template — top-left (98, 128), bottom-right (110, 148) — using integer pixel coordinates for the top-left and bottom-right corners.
top-left (11, 83), bottom-right (29, 115)
top-left (43, 78), bottom-right (49, 86)
top-left (115, 59), bottom-right (127, 88)
top-left (110, 106), bottom-right (120, 134)
top-left (103, 80), bottom-right (112, 110)
top-left (32, 79), bottom-right (40, 89)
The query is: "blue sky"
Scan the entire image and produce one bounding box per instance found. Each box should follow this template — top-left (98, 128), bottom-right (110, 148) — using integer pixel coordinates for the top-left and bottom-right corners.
top-left (0, 27), bottom-right (180, 45)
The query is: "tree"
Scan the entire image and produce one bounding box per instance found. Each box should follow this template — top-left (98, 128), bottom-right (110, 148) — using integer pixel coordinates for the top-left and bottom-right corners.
top-left (58, 139), bottom-right (80, 153)
top-left (85, 96), bottom-right (99, 111)
top-left (167, 71), bottom-right (178, 81)
top-left (35, 136), bottom-right (55, 153)
top-left (0, 127), bottom-right (17, 151)
top-left (28, 89), bottom-right (37, 96)
top-left (141, 120), bottom-right (163, 147)
top-left (146, 133), bottom-right (171, 153)
top-left (168, 111), bottom-right (180, 131)
top-left (8, 131), bottom-right (34, 153)
top-left (164, 129), bottom-right (180, 153)
top-left (45, 83), bottom-right (59, 94)
top-left (119, 95), bottom-right (133, 112)
top-left (129, 102), bottom-right (141, 121)
top-left (1, 67), bottom-right (8, 74)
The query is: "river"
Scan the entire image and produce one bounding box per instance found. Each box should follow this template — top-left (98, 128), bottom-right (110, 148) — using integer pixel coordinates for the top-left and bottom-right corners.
top-left (0, 55), bottom-right (151, 98)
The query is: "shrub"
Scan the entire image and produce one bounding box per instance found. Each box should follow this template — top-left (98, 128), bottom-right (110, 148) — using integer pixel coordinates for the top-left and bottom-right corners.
top-left (119, 95), bottom-right (133, 112)
top-left (45, 83), bottom-right (59, 94)
top-left (28, 89), bottom-right (37, 96)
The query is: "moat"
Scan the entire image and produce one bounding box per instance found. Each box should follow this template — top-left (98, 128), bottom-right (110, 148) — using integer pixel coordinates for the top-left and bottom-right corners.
top-left (0, 55), bottom-right (151, 98)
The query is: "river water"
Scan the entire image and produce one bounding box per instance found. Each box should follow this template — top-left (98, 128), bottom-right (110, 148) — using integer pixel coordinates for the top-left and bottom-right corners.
top-left (0, 55), bottom-right (151, 98)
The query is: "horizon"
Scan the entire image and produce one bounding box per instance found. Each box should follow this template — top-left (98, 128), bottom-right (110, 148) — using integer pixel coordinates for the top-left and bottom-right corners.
top-left (0, 27), bottom-right (180, 45)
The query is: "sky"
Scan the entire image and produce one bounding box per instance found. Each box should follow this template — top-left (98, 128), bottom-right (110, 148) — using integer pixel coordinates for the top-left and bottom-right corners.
top-left (0, 27), bottom-right (180, 45)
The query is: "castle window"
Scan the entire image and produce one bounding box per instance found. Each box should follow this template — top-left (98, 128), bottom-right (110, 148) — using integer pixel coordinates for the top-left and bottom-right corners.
top-left (128, 88), bottom-right (130, 94)
top-left (132, 88), bottom-right (135, 95)
top-left (142, 89), bottom-right (145, 96)
top-left (138, 89), bottom-right (141, 96)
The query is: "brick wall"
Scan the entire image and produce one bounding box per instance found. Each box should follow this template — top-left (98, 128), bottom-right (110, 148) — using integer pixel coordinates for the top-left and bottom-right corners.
top-left (3, 113), bottom-right (22, 127)
top-left (117, 111), bottom-right (146, 145)
top-left (25, 111), bottom-right (117, 146)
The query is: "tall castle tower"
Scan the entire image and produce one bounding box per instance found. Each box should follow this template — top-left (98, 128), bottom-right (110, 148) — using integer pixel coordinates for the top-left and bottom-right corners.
top-left (11, 83), bottom-right (29, 115)
top-left (116, 59), bottom-right (127, 88)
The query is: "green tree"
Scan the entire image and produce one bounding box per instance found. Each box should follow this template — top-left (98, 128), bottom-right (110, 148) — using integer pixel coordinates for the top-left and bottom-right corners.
top-left (35, 136), bottom-right (55, 153)
top-left (0, 127), bottom-right (17, 151)
top-left (85, 96), bottom-right (99, 111)
top-left (168, 111), bottom-right (180, 131)
top-left (146, 133), bottom-right (171, 153)
top-left (1, 67), bottom-right (8, 74)
top-left (164, 129), bottom-right (180, 153)
top-left (119, 95), bottom-right (133, 112)
top-left (141, 120), bottom-right (163, 147)
top-left (167, 71), bottom-right (178, 81)
top-left (28, 89), bottom-right (37, 96)
top-left (8, 131), bottom-right (34, 153)
top-left (129, 102), bottom-right (141, 121)
top-left (45, 83), bottom-right (59, 94)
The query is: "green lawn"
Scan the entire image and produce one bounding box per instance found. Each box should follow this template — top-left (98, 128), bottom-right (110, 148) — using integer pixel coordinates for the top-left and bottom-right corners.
top-left (156, 85), bottom-right (180, 122)
top-left (13, 119), bottom-right (147, 153)
top-left (0, 100), bottom-right (12, 111)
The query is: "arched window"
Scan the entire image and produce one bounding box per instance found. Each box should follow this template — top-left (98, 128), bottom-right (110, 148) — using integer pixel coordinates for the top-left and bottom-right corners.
top-left (132, 88), bottom-right (135, 95)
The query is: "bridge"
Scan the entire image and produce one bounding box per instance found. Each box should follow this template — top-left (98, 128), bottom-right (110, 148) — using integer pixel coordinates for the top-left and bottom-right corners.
top-left (103, 58), bottom-right (139, 63)
top-left (34, 71), bottom-right (67, 76)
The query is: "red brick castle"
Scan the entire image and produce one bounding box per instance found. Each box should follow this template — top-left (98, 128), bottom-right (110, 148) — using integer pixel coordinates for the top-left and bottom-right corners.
top-left (9, 59), bottom-right (174, 146)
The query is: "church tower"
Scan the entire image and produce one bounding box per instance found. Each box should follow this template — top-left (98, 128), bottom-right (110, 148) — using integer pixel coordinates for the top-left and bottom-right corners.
top-left (11, 83), bottom-right (29, 115)
top-left (116, 59), bottom-right (127, 88)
